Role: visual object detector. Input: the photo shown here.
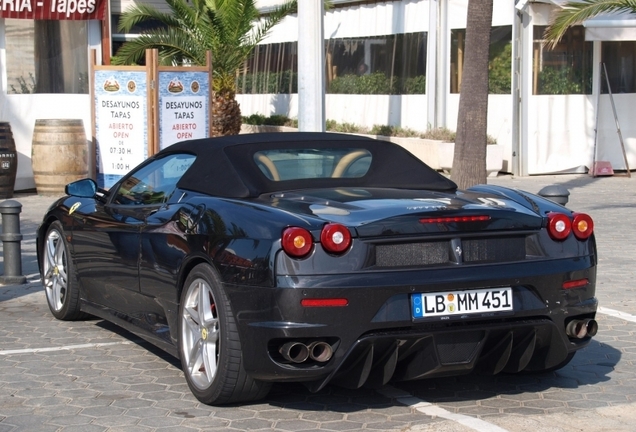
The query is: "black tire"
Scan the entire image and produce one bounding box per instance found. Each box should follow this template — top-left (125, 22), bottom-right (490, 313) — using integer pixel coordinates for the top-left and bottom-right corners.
top-left (42, 221), bottom-right (86, 320)
top-left (178, 263), bottom-right (271, 405)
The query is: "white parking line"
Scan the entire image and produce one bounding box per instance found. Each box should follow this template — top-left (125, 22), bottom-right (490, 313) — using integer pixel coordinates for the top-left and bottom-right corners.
top-left (598, 306), bottom-right (636, 323)
top-left (378, 385), bottom-right (509, 432)
top-left (0, 341), bottom-right (133, 355)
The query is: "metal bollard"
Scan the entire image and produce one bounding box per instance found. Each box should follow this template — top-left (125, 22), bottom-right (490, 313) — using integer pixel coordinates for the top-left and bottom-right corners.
top-left (538, 185), bottom-right (570, 206)
top-left (0, 199), bottom-right (27, 285)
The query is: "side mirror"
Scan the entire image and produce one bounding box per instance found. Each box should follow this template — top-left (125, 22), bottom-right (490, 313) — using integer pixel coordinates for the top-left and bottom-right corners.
top-left (65, 178), bottom-right (98, 198)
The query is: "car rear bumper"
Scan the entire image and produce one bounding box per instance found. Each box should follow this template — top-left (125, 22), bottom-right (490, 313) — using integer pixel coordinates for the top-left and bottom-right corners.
top-left (226, 256), bottom-right (597, 389)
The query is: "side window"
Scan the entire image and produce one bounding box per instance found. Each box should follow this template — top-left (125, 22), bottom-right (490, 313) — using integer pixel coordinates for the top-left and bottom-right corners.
top-left (112, 154), bottom-right (196, 205)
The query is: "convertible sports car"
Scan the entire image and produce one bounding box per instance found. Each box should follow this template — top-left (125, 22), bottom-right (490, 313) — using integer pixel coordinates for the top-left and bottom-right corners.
top-left (37, 132), bottom-right (598, 405)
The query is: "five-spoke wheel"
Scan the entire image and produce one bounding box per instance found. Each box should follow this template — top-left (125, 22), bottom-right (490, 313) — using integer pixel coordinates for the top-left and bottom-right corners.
top-left (42, 221), bottom-right (83, 320)
top-left (178, 263), bottom-right (270, 404)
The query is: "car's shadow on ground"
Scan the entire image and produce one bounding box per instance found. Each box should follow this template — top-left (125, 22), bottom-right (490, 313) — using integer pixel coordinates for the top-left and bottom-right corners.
top-left (94, 317), bottom-right (621, 412)
top-left (259, 339), bottom-right (620, 412)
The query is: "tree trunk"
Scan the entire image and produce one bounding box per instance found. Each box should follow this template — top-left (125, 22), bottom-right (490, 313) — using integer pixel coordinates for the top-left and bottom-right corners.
top-left (211, 89), bottom-right (242, 137)
top-left (450, 0), bottom-right (493, 190)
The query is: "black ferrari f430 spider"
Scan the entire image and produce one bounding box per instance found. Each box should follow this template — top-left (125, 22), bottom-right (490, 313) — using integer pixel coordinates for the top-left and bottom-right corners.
top-left (37, 132), bottom-right (598, 404)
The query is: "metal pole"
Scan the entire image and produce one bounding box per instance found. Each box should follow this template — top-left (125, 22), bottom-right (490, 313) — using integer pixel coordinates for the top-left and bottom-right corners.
top-left (603, 62), bottom-right (631, 176)
top-left (0, 199), bottom-right (26, 285)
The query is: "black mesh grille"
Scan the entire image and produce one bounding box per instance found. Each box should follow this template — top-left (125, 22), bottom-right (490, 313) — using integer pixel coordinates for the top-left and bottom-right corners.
top-left (436, 331), bottom-right (485, 364)
top-left (373, 236), bottom-right (527, 268)
top-left (463, 237), bottom-right (526, 263)
top-left (376, 241), bottom-right (448, 267)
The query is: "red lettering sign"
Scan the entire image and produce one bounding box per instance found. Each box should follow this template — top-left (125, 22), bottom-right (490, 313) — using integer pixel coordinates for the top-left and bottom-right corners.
top-left (0, 0), bottom-right (106, 20)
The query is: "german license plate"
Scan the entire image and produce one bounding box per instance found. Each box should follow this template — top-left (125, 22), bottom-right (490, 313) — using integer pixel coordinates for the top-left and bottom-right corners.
top-left (411, 287), bottom-right (513, 319)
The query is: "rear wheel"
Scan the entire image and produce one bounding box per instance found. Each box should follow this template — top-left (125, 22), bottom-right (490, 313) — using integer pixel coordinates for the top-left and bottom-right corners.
top-left (178, 263), bottom-right (271, 405)
top-left (42, 221), bottom-right (85, 320)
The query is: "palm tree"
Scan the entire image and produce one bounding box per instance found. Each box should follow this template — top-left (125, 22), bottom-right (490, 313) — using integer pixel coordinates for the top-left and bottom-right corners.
top-left (450, 0), bottom-right (493, 189)
top-left (545, 0), bottom-right (636, 47)
top-left (112, 0), bottom-right (296, 136)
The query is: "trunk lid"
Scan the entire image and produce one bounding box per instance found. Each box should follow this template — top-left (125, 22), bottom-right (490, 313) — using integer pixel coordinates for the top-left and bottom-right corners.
top-left (266, 187), bottom-right (543, 237)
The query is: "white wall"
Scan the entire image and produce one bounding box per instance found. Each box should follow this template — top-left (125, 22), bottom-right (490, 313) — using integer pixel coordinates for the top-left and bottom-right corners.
top-left (1, 94), bottom-right (93, 190)
top-left (595, 94), bottom-right (636, 170)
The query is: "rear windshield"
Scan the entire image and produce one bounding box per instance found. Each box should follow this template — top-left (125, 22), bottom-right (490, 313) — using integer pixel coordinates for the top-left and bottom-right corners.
top-left (253, 148), bottom-right (372, 181)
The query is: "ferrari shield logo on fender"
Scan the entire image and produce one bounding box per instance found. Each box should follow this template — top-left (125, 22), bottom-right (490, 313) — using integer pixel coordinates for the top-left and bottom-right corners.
top-left (69, 202), bottom-right (81, 215)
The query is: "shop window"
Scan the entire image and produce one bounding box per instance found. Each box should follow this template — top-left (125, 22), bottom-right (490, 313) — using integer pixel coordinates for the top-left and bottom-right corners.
top-left (601, 41), bottom-right (636, 94)
top-left (533, 25), bottom-right (592, 95)
top-left (237, 42), bottom-right (298, 94)
top-left (5, 19), bottom-right (89, 94)
top-left (236, 32), bottom-right (427, 95)
top-left (451, 26), bottom-right (512, 94)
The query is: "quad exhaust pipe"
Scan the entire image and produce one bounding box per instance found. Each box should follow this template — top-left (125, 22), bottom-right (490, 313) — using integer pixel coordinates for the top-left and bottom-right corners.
top-left (279, 341), bottom-right (333, 363)
top-left (279, 342), bottom-right (310, 363)
top-left (565, 318), bottom-right (598, 339)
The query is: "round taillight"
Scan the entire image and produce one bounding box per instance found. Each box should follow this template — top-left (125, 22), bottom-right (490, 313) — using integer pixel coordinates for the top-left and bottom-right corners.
top-left (320, 223), bottom-right (352, 254)
top-left (572, 212), bottom-right (594, 240)
top-left (547, 212), bottom-right (571, 241)
top-left (282, 227), bottom-right (313, 258)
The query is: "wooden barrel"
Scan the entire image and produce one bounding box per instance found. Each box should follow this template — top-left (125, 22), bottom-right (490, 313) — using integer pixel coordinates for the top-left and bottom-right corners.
top-left (0, 122), bottom-right (18, 199)
top-left (31, 119), bottom-right (88, 195)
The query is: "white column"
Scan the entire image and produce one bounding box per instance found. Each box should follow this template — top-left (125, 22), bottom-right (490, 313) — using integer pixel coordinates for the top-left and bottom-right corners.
top-left (511, 8), bottom-right (522, 176)
top-left (436, 0), bottom-right (448, 129)
top-left (0, 19), bottom-right (6, 95)
top-left (519, 8), bottom-right (532, 176)
top-left (426, 0), bottom-right (448, 130)
top-left (426, 0), bottom-right (438, 129)
top-left (297, 0), bottom-right (325, 132)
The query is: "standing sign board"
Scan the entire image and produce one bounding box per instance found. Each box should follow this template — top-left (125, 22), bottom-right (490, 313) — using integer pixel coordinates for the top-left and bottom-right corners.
top-left (158, 70), bottom-right (210, 151)
top-left (93, 68), bottom-right (149, 188)
top-left (91, 49), bottom-right (212, 188)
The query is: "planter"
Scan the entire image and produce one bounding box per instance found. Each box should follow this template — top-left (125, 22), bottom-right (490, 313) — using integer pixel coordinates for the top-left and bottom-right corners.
top-left (438, 142), bottom-right (504, 177)
top-left (239, 124), bottom-right (504, 177)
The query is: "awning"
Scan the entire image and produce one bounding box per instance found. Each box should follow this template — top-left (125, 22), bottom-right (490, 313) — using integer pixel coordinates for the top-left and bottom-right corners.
top-left (583, 13), bottom-right (636, 41)
top-left (536, 0), bottom-right (636, 41)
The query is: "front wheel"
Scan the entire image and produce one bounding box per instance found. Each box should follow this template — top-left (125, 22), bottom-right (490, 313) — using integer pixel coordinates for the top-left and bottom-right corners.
top-left (42, 221), bottom-right (85, 320)
top-left (178, 263), bottom-right (271, 405)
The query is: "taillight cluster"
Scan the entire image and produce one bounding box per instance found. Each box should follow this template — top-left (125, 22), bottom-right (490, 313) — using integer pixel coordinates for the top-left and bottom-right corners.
top-left (546, 212), bottom-right (594, 241)
top-left (282, 223), bottom-right (352, 258)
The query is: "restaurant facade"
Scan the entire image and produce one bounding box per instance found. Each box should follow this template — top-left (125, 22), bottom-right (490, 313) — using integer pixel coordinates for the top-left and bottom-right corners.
top-left (1, 0), bottom-right (636, 190)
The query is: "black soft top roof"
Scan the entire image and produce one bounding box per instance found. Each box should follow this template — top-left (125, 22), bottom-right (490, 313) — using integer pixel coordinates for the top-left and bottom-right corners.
top-left (161, 132), bottom-right (457, 198)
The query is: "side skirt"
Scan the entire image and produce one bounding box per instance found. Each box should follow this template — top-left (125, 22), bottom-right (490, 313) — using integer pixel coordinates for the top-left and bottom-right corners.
top-left (81, 300), bottom-right (180, 359)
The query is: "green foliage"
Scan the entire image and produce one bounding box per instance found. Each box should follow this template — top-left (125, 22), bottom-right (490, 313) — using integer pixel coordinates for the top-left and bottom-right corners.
top-left (421, 127), bottom-right (456, 141)
top-left (489, 42), bottom-right (511, 94)
top-left (328, 72), bottom-right (397, 95)
top-left (243, 113), bottom-right (267, 125)
top-left (370, 125), bottom-right (394, 136)
top-left (325, 120), bottom-right (360, 133)
top-left (242, 114), bottom-right (293, 126)
top-left (537, 66), bottom-right (585, 94)
top-left (369, 125), bottom-right (419, 137)
top-left (112, 0), bottom-right (297, 93)
top-left (10, 73), bottom-right (36, 94)
top-left (236, 71), bottom-right (426, 95)
top-left (327, 73), bottom-right (427, 95)
top-left (236, 71), bottom-right (298, 94)
top-left (403, 75), bottom-right (427, 94)
top-left (545, 0), bottom-right (636, 48)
